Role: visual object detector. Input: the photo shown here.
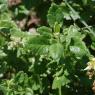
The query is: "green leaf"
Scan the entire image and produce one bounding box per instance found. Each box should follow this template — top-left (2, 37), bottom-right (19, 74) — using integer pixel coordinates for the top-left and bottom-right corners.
top-left (54, 22), bottom-right (61, 33)
top-left (0, 0), bottom-right (8, 13)
top-left (0, 0), bottom-right (7, 4)
top-left (0, 20), bottom-right (17, 32)
top-left (24, 35), bottom-right (50, 55)
top-left (0, 13), bottom-right (11, 21)
top-left (18, 5), bottom-right (29, 15)
top-left (52, 77), bottom-right (62, 89)
top-left (82, 0), bottom-right (88, 5)
top-left (70, 38), bottom-right (90, 57)
top-left (25, 88), bottom-right (33, 95)
top-left (70, 11), bottom-right (80, 21)
top-left (29, 75), bottom-right (41, 91)
top-left (26, 44), bottom-right (49, 55)
top-left (70, 46), bottom-right (81, 54)
top-left (0, 34), bottom-right (6, 47)
top-left (26, 35), bottom-right (50, 45)
top-left (37, 26), bottom-right (52, 37)
top-left (65, 1), bottom-right (80, 21)
top-left (91, 42), bottom-right (95, 50)
top-left (88, 31), bottom-right (95, 42)
top-left (0, 50), bottom-right (7, 58)
top-left (60, 3), bottom-right (71, 20)
top-left (52, 75), bottom-right (70, 89)
top-left (47, 3), bottom-right (63, 27)
top-left (82, 0), bottom-right (91, 5)
top-left (15, 71), bottom-right (28, 84)
top-left (64, 25), bottom-right (81, 48)
top-left (49, 43), bottom-right (64, 60)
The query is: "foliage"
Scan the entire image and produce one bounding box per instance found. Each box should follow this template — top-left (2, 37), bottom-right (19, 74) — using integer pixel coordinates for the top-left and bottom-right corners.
top-left (0, 0), bottom-right (95, 95)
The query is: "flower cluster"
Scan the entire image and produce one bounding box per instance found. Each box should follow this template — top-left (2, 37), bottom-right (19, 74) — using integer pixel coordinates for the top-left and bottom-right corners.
top-left (8, 36), bottom-right (25, 50)
top-left (84, 58), bottom-right (95, 79)
top-left (84, 58), bottom-right (95, 71)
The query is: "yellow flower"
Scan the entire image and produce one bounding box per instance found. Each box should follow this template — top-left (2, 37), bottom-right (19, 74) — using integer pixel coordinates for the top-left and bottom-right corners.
top-left (84, 58), bottom-right (95, 70)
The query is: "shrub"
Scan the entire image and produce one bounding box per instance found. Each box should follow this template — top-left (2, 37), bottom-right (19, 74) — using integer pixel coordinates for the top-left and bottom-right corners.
top-left (0, 0), bottom-right (95, 95)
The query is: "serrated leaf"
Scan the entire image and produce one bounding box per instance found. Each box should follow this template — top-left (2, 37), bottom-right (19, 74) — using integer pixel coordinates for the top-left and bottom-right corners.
top-left (49, 43), bottom-right (64, 60)
top-left (65, 25), bottom-right (81, 48)
top-left (0, 13), bottom-right (11, 20)
top-left (26, 44), bottom-right (49, 55)
top-left (0, 20), bottom-right (17, 32)
top-left (47, 3), bottom-right (63, 27)
top-left (24, 35), bottom-right (50, 55)
top-left (70, 38), bottom-right (90, 57)
top-left (37, 26), bottom-right (52, 37)
top-left (26, 35), bottom-right (50, 45)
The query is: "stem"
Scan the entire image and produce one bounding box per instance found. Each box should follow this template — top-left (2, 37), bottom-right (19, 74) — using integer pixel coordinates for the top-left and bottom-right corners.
top-left (64, 0), bottom-right (95, 41)
top-left (64, 0), bottom-right (92, 31)
top-left (59, 87), bottom-right (62, 95)
top-left (0, 32), bottom-right (7, 38)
